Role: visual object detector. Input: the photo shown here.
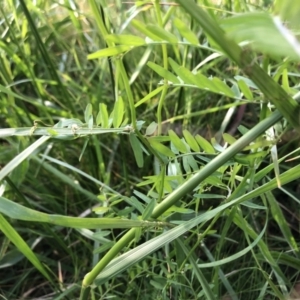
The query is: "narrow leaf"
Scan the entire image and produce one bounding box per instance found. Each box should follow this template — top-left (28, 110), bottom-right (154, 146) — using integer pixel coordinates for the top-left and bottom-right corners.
top-left (183, 129), bottom-right (200, 152)
top-left (148, 138), bottom-right (175, 157)
top-left (84, 103), bottom-right (93, 124)
top-left (0, 214), bottom-right (51, 280)
top-left (0, 136), bottom-right (50, 181)
top-left (88, 115), bottom-right (93, 130)
top-left (131, 19), bottom-right (163, 41)
top-left (142, 199), bottom-right (156, 220)
top-left (113, 97), bottom-right (124, 128)
top-left (195, 134), bottom-right (215, 154)
top-left (79, 138), bottom-right (90, 162)
top-left (135, 86), bottom-right (164, 107)
top-left (129, 134), bottom-right (144, 168)
top-left (271, 144), bottom-right (281, 187)
top-left (169, 58), bottom-right (198, 85)
top-left (194, 73), bottom-right (219, 93)
top-left (147, 62), bottom-right (180, 84)
top-left (105, 34), bottom-right (145, 46)
top-left (266, 191), bottom-right (298, 252)
top-left (96, 103), bottom-right (109, 127)
top-left (173, 18), bottom-right (198, 44)
top-left (146, 25), bottom-right (178, 43)
top-left (212, 77), bottom-right (235, 97)
top-left (87, 45), bottom-right (132, 59)
top-left (146, 122), bottom-right (158, 136)
top-left (169, 130), bottom-right (188, 154)
top-left (238, 79), bottom-right (253, 100)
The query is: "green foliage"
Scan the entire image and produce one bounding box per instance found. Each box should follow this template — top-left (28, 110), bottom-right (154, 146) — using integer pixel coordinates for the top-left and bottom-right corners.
top-left (1, 0), bottom-right (300, 299)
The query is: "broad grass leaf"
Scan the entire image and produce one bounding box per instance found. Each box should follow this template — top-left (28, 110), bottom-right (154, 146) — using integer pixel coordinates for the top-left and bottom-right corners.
top-left (105, 34), bottom-right (145, 46)
top-left (147, 62), bottom-right (180, 83)
top-left (183, 130), bottom-right (200, 152)
top-left (0, 196), bottom-right (159, 229)
top-left (146, 25), bottom-right (178, 43)
top-left (96, 103), bottom-right (109, 127)
top-left (87, 45), bottom-right (132, 59)
top-left (173, 18), bottom-right (198, 44)
top-left (195, 135), bottom-right (215, 154)
top-left (129, 134), bottom-right (144, 168)
top-left (168, 130), bottom-right (188, 153)
top-left (113, 97), bottom-right (124, 128)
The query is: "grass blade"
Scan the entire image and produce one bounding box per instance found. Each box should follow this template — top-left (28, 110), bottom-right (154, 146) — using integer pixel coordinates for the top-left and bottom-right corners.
top-left (0, 214), bottom-right (51, 281)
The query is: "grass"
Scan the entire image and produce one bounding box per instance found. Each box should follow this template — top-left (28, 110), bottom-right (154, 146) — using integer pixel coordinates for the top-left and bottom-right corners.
top-left (1, 0), bottom-right (300, 299)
